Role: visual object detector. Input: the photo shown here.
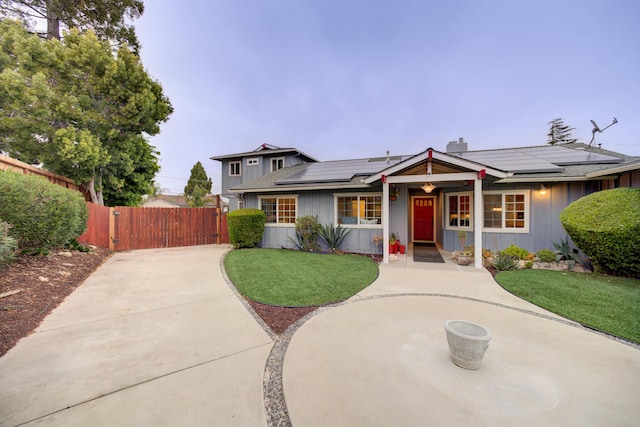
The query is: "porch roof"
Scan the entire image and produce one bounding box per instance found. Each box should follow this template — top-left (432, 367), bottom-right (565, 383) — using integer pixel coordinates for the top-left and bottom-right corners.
top-left (364, 148), bottom-right (509, 184)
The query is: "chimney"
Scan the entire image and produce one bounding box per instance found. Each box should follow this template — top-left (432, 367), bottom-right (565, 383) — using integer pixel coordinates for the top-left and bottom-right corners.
top-left (446, 137), bottom-right (468, 154)
top-left (386, 150), bottom-right (390, 164)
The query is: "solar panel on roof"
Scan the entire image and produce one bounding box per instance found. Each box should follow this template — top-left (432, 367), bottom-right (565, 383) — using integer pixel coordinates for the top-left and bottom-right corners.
top-left (275, 157), bottom-right (403, 184)
top-left (458, 145), bottom-right (622, 173)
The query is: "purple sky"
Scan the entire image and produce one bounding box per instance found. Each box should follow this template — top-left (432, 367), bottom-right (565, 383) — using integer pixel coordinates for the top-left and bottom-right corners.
top-left (135, 0), bottom-right (640, 195)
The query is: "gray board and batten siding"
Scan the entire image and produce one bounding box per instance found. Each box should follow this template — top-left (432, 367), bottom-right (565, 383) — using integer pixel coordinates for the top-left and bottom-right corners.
top-left (243, 187), bottom-right (386, 254)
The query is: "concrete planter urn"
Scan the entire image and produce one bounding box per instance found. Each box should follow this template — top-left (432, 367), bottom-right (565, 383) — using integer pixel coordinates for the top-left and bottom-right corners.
top-left (444, 320), bottom-right (491, 370)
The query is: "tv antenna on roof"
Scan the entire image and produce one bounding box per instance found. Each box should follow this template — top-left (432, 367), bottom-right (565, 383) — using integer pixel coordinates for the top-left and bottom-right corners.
top-left (589, 117), bottom-right (618, 147)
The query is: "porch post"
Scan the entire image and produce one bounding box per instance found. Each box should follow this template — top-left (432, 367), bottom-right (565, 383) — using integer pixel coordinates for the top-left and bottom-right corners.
top-left (382, 175), bottom-right (389, 263)
top-left (473, 176), bottom-right (483, 269)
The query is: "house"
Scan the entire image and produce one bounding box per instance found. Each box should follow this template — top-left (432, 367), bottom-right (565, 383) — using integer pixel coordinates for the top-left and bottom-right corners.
top-left (142, 194), bottom-right (224, 209)
top-left (212, 140), bottom-right (640, 268)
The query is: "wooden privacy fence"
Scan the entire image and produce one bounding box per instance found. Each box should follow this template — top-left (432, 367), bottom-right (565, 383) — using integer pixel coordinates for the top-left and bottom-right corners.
top-left (0, 154), bottom-right (90, 200)
top-left (78, 204), bottom-right (229, 251)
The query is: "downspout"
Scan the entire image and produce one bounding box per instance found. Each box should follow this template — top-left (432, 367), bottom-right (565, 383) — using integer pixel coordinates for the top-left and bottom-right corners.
top-left (382, 174), bottom-right (389, 263)
top-left (474, 171), bottom-right (485, 269)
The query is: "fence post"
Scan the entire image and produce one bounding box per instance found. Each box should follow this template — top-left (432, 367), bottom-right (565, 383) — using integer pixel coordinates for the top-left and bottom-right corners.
top-left (215, 208), bottom-right (221, 244)
top-left (109, 207), bottom-right (115, 251)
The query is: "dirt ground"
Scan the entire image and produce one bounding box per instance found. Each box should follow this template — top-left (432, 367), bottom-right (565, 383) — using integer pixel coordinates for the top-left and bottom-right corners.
top-left (0, 247), bottom-right (112, 357)
top-left (0, 247), bottom-right (316, 356)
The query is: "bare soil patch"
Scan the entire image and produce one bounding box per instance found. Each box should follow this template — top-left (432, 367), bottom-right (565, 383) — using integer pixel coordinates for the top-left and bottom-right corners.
top-left (246, 299), bottom-right (319, 335)
top-left (0, 247), bottom-right (112, 357)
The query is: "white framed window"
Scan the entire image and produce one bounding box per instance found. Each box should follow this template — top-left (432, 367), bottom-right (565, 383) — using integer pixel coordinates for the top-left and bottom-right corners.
top-left (334, 193), bottom-right (382, 226)
top-left (237, 199), bottom-right (244, 210)
top-left (259, 195), bottom-right (297, 225)
top-left (446, 192), bottom-right (473, 230)
top-left (482, 190), bottom-right (530, 233)
top-left (270, 157), bottom-right (285, 172)
top-left (247, 158), bottom-right (259, 166)
top-left (229, 161), bottom-right (241, 176)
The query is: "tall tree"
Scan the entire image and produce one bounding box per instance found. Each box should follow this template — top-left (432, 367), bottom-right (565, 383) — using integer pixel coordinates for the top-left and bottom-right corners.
top-left (547, 118), bottom-right (577, 145)
top-left (184, 161), bottom-right (212, 207)
top-left (0, 0), bottom-right (143, 51)
top-left (0, 19), bottom-right (172, 205)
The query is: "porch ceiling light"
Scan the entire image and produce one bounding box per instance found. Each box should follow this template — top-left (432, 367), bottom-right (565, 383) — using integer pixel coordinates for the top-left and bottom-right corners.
top-left (421, 182), bottom-right (436, 193)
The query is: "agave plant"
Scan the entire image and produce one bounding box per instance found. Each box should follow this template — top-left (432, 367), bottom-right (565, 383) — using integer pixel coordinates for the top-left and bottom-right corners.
top-left (491, 253), bottom-right (519, 271)
top-left (553, 237), bottom-right (583, 271)
top-left (318, 223), bottom-right (351, 253)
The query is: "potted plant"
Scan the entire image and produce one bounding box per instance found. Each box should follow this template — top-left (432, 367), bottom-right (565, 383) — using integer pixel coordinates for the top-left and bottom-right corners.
top-left (390, 186), bottom-right (399, 201)
top-left (389, 232), bottom-right (399, 254)
top-left (457, 230), bottom-right (467, 250)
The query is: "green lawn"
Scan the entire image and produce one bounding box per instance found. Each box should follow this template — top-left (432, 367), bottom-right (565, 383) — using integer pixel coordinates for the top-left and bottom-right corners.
top-left (223, 248), bottom-right (379, 306)
top-left (495, 269), bottom-right (640, 344)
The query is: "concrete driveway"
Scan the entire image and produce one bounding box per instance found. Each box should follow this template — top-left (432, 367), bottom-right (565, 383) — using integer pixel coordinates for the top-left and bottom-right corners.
top-left (0, 245), bottom-right (272, 426)
top-left (2, 246), bottom-right (639, 426)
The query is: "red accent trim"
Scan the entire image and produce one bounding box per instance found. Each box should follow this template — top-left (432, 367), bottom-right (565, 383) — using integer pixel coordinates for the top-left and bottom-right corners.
top-left (428, 149), bottom-right (433, 160)
top-left (381, 174), bottom-right (386, 183)
top-left (478, 169), bottom-right (486, 179)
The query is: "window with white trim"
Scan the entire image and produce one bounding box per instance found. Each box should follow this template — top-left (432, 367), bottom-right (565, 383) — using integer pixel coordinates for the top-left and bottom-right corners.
top-left (247, 158), bottom-right (259, 166)
top-left (259, 196), bottom-right (297, 224)
top-left (483, 191), bottom-right (529, 232)
top-left (229, 161), bottom-right (241, 176)
top-left (335, 194), bottom-right (382, 226)
top-left (446, 192), bottom-right (472, 230)
top-left (270, 157), bottom-right (285, 172)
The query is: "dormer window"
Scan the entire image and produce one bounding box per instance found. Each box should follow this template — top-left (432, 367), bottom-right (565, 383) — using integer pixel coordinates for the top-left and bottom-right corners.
top-left (271, 157), bottom-right (285, 172)
top-left (229, 161), bottom-right (241, 176)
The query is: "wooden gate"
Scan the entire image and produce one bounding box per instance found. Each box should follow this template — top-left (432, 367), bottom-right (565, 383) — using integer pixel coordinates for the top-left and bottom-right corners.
top-left (78, 204), bottom-right (228, 251)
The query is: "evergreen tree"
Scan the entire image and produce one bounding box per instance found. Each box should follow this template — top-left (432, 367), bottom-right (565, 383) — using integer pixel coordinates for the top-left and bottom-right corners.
top-left (547, 118), bottom-right (577, 145)
top-left (0, 20), bottom-right (172, 206)
top-left (0, 0), bottom-right (143, 52)
top-left (184, 161), bottom-right (212, 207)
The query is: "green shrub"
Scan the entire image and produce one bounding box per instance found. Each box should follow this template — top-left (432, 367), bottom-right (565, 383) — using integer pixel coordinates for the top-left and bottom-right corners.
top-left (0, 220), bottom-right (18, 268)
top-left (560, 188), bottom-right (640, 277)
top-left (288, 215), bottom-right (321, 252)
top-left (227, 208), bottom-right (265, 248)
top-left (0, 171), bottom-right (88, 253)
top-left (500, 244), bottom-right (530, 260)
top-left (536, 249), bottom-right (556, 263)
top-left (319, 223), bottom-right (351, 253)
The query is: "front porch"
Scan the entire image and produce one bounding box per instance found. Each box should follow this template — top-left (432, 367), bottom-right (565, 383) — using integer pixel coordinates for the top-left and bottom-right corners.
top-left (365, 148), bottom-right (509, 268)
top-left (383, 242), bottom-right (481, 271)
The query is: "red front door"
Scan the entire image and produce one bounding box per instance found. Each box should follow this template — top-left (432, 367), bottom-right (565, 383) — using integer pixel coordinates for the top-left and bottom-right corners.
top-left (413, 197), bottom-right (435, 241)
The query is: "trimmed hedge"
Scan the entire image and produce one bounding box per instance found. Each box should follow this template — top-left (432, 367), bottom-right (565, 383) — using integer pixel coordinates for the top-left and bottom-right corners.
top-left (560, 187), bottom-right (640, 277)
top-left (227, 208), bottom-right (265, 248)
top-left (0, 171), bottom-right (88, 253)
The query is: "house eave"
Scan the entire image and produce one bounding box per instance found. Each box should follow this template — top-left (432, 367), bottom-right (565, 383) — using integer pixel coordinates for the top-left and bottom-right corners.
top-left (585, 163), bottom-right (640, 178)
top-left (230, 183), bottom-right (372, 193)
top-left (494, 175), bottom-right (617, 183)
top-left (210, 148), bottom-right (318, 162)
